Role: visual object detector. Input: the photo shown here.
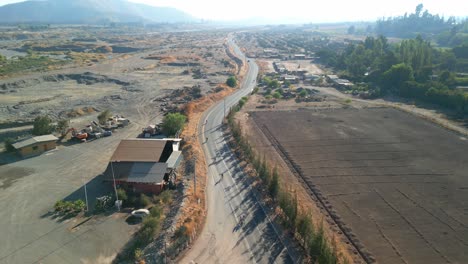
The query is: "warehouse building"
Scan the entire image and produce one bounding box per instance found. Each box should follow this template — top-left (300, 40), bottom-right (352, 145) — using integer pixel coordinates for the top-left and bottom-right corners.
top-left (103, 138), bottom-right (182, 195)
top-left (12, 135), bottom-right (58, 158)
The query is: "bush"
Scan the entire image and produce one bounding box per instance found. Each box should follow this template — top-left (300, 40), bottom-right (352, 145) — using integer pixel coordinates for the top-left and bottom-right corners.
top-left (269, 166), bottom-right (280, 198)
top-left (117, 188), bottom-right (128, 204)
top-left (150, 205), bottom-right (163, 219)
top-left (299, 90), bottom-right (308, 98)
top-left (97, 110), bottom-right (111, 125)
top-left (136, 216), bottom-right (161, 244)
top-left (3, 138), bottom-right (15, 153)
top-left (72, 200), bottom-right (86, 213)
top-left (162, 113), bottom-right (187, 137)
top-left (56, 119), bottom-right (70, 135)
top-left (54, 200), bottom-right (66, 212)
top-left (226, 76), bottom-right (237, 87)
top-left (272, 91), bottom-right (282, 99)
top-left (139, 194), bottom-right (151, 208)
top-left (32, 116), bottom-right (54, 136)
top-left (160, 190), bottom-right (173, 204)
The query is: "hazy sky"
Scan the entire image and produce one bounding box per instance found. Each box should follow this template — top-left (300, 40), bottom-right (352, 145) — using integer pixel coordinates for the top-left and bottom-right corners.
top-left (0, 0), bottom-right (466, 22)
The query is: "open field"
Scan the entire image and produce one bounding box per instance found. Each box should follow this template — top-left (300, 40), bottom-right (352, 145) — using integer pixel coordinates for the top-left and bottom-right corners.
top-left (251, 107), bottom-right (468, 264)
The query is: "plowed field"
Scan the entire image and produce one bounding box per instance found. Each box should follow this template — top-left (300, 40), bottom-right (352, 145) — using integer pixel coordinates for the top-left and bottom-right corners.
top-left (251, 107), bottom-right (468, 264)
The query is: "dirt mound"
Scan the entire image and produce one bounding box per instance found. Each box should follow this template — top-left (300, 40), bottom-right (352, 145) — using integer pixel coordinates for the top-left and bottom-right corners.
top-left (42, 72), bottom-right (132, 86)
top-left (61, 106), bottom-right (97, 118)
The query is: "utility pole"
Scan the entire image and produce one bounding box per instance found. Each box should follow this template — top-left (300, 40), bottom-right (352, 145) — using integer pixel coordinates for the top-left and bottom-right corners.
top-left (193, 156), bottom-right (197, 198)
top-left (110, 161), bottom-right (120, 211)
top-left (83, 180), bottom-right (89, 212)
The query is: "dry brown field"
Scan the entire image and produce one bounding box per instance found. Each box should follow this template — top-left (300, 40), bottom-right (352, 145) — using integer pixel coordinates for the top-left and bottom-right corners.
top-left (251, 107), bottom-right (468, 264)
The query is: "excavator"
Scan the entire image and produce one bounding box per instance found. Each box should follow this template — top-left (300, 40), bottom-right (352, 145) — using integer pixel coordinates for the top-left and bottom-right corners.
top-left (63, 127), bottom-right (88, 142)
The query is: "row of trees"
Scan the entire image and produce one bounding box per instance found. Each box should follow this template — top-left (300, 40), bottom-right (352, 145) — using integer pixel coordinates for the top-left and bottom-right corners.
top-left (375, 4), bottom-right (455, 38)
top-left (227, 98), bottom-right (340, 263)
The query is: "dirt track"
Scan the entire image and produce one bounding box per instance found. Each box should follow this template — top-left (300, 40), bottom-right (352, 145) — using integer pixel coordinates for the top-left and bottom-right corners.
top-left (251, 108), bottom-right (468, 264)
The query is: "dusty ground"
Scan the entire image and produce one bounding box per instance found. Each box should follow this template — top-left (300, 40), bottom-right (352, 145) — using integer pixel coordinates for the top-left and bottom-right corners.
top-left (0, 28), bottom-right (236, 264)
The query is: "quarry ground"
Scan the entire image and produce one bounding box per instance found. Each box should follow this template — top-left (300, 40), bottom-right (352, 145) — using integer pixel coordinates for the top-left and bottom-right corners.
top-left (0, 28), bottom-right (236, 264)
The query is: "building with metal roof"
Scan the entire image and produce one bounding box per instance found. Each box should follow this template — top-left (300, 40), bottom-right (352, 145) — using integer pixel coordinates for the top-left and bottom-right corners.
top-left (104, 138), bottom-right (182, 194)
top-left (12, 135), bottom-right (58, 157)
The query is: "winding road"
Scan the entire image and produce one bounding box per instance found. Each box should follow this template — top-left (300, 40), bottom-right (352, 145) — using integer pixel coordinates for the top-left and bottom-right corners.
top-left (180, 36), bottom-right (300, 264)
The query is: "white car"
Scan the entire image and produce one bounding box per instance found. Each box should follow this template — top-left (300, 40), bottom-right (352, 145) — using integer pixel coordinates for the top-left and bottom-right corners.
top-left (131, 209), bottom-right (150, 218)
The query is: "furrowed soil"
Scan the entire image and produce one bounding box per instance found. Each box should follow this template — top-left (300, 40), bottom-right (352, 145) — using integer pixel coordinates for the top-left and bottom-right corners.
top-left (250, 107), bottom-right (468, 264)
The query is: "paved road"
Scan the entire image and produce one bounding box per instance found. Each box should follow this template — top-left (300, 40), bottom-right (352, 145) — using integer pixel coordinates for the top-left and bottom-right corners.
top-left (180, 37), bottom-right (299, 264)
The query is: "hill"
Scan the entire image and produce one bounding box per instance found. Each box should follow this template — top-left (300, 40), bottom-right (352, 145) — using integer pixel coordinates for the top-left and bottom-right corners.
top-left (0, 0), bottom-right (194, 24)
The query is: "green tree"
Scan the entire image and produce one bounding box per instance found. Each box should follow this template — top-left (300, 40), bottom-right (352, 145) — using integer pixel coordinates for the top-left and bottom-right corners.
top-left (269, 79), bottom-right (280, 89)
top-left (162, 113), bottom-right (187, 137)
top-left (97, 109), bottom-right (111, 125)
top-left (116, 189), bottom-right (128, 203)
top-left (299, 90), bottom-right (308, 98)
top-left (382, 63), bottom-right (415, 92)
top-left (56, 119), bottom-right (70, 135)
top-left (32, 116), bottom-right (54, 136)
top-left (347, 25), bottom-right (356, 35)
top-left (269, 166), bottom-right (280, 198)
top-left (272, 91), bottom-right (282, 99)
top-left (226, 76), bottom-right (237, 88)
top-left (3, 138), bottom-right (15, 152)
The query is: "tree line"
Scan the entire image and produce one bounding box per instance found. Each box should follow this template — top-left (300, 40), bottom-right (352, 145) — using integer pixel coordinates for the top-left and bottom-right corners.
top-left (316, 34), bottom-right (468, 115)
top-left (227, 98), bottom-right (342, 263)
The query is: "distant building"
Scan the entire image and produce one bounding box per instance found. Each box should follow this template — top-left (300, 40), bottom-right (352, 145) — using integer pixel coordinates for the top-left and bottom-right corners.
top-left (273, 62), bottom-right (287, 73)
top-left (294, 54), bottom-right (306, 60)
top-left (12, 135), bottom-right (58, 158)
top-left (103, 138), bottom-right (182, 195)
top-left (281, 75), bottom-right (299, 83)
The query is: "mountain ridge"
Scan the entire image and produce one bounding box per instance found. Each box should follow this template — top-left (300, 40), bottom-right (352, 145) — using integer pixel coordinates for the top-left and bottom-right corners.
top-left (0, 0), bottom-right (195, 24)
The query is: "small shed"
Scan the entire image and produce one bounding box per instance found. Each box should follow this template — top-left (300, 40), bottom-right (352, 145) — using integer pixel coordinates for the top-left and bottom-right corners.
top-left (12, 135), bottom-right (58, 157)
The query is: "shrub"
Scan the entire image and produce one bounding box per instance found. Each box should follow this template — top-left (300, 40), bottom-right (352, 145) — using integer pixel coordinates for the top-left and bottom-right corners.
top-left (54, 200), bottom-right (66, 212)
top-left (299, 90), bottom-right (308, 98)
top-left (3, 138), bottom-right (15, 153)
top-left (272, 91), bottom-right (282, 99)
top-left (32, 116), bottom-right (54, 136)
top-left (97, 110), bottom-right (112, 125)
top-left (134, 248), bottom-right (144, 261)
top-left (72, 200), bottom-right (86, 213)
top-left (56, 119), bottom-right (70, 135)
top-left (269, 166), bottom-right (280, 198)
top-left (226, 76), bottom-right (237, 87)
top-left (160, 190), bottom-right (173, 204)
top-left (139, 194), bottom-right (151, 208)
top-left (150, 205), bottom-right (163, 219)
top-left (117, 188), bottom-right (128, 204)
top-left (162, 113), bottom-right (187, 137)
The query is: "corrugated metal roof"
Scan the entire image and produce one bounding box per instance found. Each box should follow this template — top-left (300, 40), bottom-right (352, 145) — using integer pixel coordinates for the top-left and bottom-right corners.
top-left (128, 162), bottom-right (167, 183)
top-left (166, 151), bottom-right (182, 169)
top-left (110, 139), bottom-right (167, 162)
top-left (12, 135), bottom-right (58, 149)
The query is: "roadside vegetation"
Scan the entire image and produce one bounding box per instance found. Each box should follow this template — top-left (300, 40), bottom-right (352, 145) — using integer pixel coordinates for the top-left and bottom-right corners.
top-left (162, 112), bottom-right (187, 137)
top-left (226, 98), bottom-right (342, 263)
top-left (226, 76), bottom-right (238, 88)
top-left (113, 189), bottom-right (177, 263)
